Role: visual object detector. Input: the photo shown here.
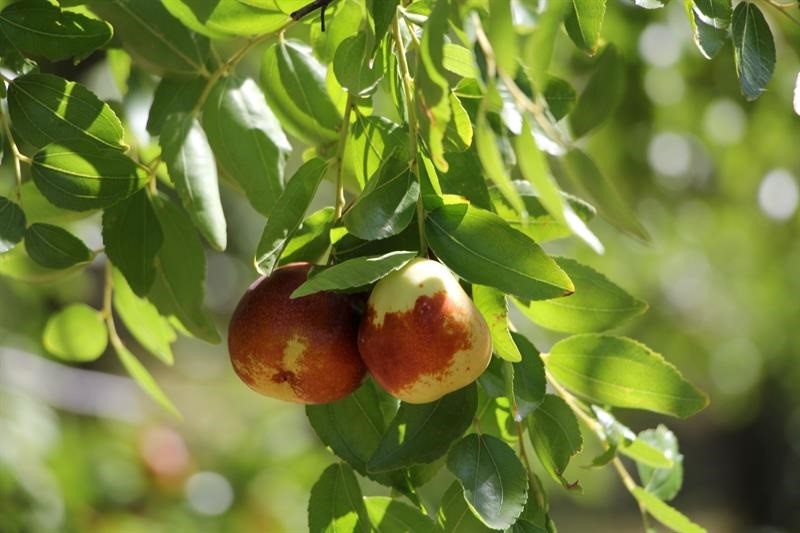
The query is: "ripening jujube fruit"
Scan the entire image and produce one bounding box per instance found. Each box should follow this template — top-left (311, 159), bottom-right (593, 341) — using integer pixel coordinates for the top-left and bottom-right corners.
top-left (227, 262), bottom-right (366, 404)
top-left (358, 258), bottom-right (492, 403)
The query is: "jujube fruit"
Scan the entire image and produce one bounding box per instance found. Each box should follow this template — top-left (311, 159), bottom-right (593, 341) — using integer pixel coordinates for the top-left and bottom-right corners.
top-left (358, 258), bottom-right (492, 403)
top-left (228, 262), bottom-right (366, 404)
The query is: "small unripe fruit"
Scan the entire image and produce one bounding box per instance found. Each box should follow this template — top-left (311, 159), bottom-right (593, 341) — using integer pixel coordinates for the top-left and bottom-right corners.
top-left (228, 263), bottom-right (365, 404)
top-left (358, 258), bottom-right (492, 403)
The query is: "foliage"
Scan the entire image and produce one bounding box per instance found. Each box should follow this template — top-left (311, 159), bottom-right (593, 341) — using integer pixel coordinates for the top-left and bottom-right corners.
top-left (0, 0), bottom-right (793, 531)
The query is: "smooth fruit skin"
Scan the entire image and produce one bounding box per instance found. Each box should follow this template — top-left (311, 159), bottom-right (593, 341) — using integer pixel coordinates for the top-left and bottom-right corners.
top-left (358, 258), bottom-right (492, 403)
top-left (228, 263), bottom-right (366, 404)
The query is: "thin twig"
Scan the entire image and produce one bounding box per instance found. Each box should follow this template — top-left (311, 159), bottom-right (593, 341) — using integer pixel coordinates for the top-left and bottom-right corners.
top-left (0, 106), bottom-right (31, 204)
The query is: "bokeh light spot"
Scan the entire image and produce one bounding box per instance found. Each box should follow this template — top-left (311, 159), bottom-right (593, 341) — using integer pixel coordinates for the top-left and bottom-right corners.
top-left (185, 471), bottom-right (234, 516)
top-left (758, 169), bottom-right (799, 221)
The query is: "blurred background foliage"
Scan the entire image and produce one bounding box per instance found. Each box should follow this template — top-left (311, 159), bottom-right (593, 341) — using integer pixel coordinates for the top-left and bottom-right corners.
top-left (1, 1), bottom-right (799, 532)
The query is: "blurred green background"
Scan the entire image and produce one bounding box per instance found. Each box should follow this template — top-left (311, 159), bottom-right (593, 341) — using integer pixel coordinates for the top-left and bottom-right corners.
top-left (1, 2), bottom-right (799, 532)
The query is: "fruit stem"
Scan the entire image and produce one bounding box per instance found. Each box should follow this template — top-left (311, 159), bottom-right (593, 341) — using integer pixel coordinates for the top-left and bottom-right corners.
top-left (334, 93), bottom-right (354, 219)
top-left (392, 11), bottom-right (428, 257)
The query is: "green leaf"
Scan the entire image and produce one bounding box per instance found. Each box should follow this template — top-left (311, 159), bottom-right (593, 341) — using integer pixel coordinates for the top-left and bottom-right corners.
top-left (0, 0), bottom-right (110, 62)
top-left (591, 406), bottom-right (672, 468)
top-left (637, 425), bottom-right (684, 501)
top-left (569, 44), bottom-right (624, 138)
top-left (31, 140), bottom-right (145, 212)
top-left (102, 189), bottom-right (163, 297)
top-left (546, 335), bottom-right (709, 418)
top-left (561, 149), bottom-right (649, 241)
top-left (162, 0), bottom-right (288, 38)
top-left (0, 197), bottom-right (25, 254)
top-left (443, 43), bottom-right (480, 79)
top-left (147, 76), bottom-right (206, 135)
top-left (685, 1), bottom-right (729, 60)
top-left (332, 222), bottom-right (421, 263)
top-left (515, 257), bottom-right (647, 333)
top-left (255, 158), bottom-right (328, 275)
top-left (308, 463), bottom-right (371, 533)
top-left (112, 269), bottom-right (176, 365)
top-left (24, 223), bottom-right (91, 269)
top-left (42, 304), bottom-right (107, 362)
top-left (487, 0), bottom-right (517, 77)
top-left (692, 0), bottom-right (732, 29)
top-left (527, 394), bottom-right (583, 488)
top-left (292, 251), bottom-right (417, 298)
top-left (367, 383), bottom-right (477, 473)
top-left (632, 487), bottom-right (706, 533)
top-left (525, 0), bottom-right (570, 89)
top-left (148, 195), bottom-right (219, 344)
top-left (114, 341), bottom-right (180, 417)
top-left (91, 0), bottom-right (210, 75)
top-left (260, 39), bottom-right (342, 144)
top-left (446, 434), bottom-right (528, 529)
top-left (203, 75), bottom-right (290, 216)
top-left (472, 285), bottom-right (521, 363)
top-left (543, 76), bottom-right (576, 121)
top-left (343, 156), bottom-right (420, 241)
top-left (160, 113), bottom-right (227, 251)
top-left (425, 203), bottom-right (574, 301)
top-left (8, 73), bottom-right (126, 151)
top-left (512, 333), bottom-right (546, 420)
top-left (516, 119), bottom-right (602, 252)
top-left (280, 207), bottom-right (335, 265)
top-left (732, 2), bottom-right (775, 101)
top-left (415, 0), bottom-right (452, 172)
top-left (438, 482), bottom-right (495, 533)
top-left (565, 0), bottom-right (607, 55)
top-left (0, 241), bottom-right (86, 283)
top-left (365, 496), bottom-right (437, 533)
top-left (334, 33), bottom-right (383, 97)
top-left (475, 111), bottom-right (525, 216)
top-left (437, 150), bottom-right (492, 211)
top-left (344, 115), bottom-right (406, 190)
top-left (370, 0), bottom-right (399, 47)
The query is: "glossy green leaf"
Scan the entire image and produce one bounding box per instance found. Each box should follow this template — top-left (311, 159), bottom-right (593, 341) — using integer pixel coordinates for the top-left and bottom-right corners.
top-left (732, 2), bottom-right (774, 101)
top-left (365, 497), bottom-right (437, 533)
top-left (332, 222), bottom-right (421, 263)
top-left (487, 0), bottom-right (517, 77)
top-left (526, 0), bottom-right (570, 89)
top-left (591, 406), bottom-right (672, 469)
top-left (443, 43), bottom-right (479, 79)
top-left (310, 0), bottom-right (366, 62)
top-left (31, 140), bottom-right (145, 212)
top-left (102, 189), bottom-right (163, 296)
top-left (292, 251), bottom-right (417, 298)
top-left (280, 207), bottom-right (335, 265)
top-left (632, 487), bottom-right (706, 533)
top-left (160, 113), bottom-right (227, 251)
top-left (308, 463), bottom-right (371, 533)
top-left (255, 158), bottom-right (328, 275)
top-left (8, 73), bottom-right (126, 151)
top-left (162, 0), bottom-right (288, 38)
top-left (438, 482), bottom-right (495, 533)
top-left (516, 119), bottom-right (602, 252)
top-left (685, 1), bottom-right (728, 60)
top-left (473, 285), bottom-right (521, 362)
top-left (543, 76), bottom-right (577, 121)
top-left (637, 425), bottom-right (684, 501)
top-left (343, 155), bottom-right (419, 240)
top-left (569, 44), bottom-right (624, 138)
top-left (0, 197), bottom-right (25, 254)
top-left (527, 394), bottom-right (583, 488)
top-left (146, 76), bottom-right (206, 135)
top-left (114, 341), bottom-right (180, 417)
top-left (148, 195), bottom-right (219, 344)
top-left (367, 383), bottom-right (477, 473)
top-left (0, 0), bottom-right (111, 62)
top-left (43, 304), bottom-right (107, 362)
top-left (447, 434), bottom-right (528, 529)
top-left (565, 0), bottom-right (607, 55)
top-left (370, 0), bottom-right (399, 46)
top-left (260, 39), bottom-right (342, 144)
top-left (91, 0), bottom-right (210, 75)
top-left (511, 333), bottom-right (546, 420)
top-left (476, 111), bottom-right (525, 216)
top-left (692, 0), bottom-right (732, 29)
top-left (112, 269), bottom-right (175, 365)
top-left (415, 0), bottom-right (451, 171)
top-left (203, 75), bottom-right (290, 216)
top-left (438, 150), bottom-right (492, 211)
top-left (425, 203), bottom-right (574, 301)
top-left (334, 33), bottom-right (383, 97)
top-left (24, 223), bottom-right (91, 269)
top-left (561, 149), bottom-right (649, 241)
top-left (515, 257), bottom-right (647, 333)
top-left (344, 115), bottom-right (406, 190)
top-left (546, 335), bottom-right (709, 418)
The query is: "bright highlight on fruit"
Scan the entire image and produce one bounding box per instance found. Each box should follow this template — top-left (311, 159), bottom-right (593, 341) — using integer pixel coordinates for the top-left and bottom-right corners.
top-left (358, 258), bottom-right (492, 403)
top-left (227, 262), bottom-right (366, 404)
